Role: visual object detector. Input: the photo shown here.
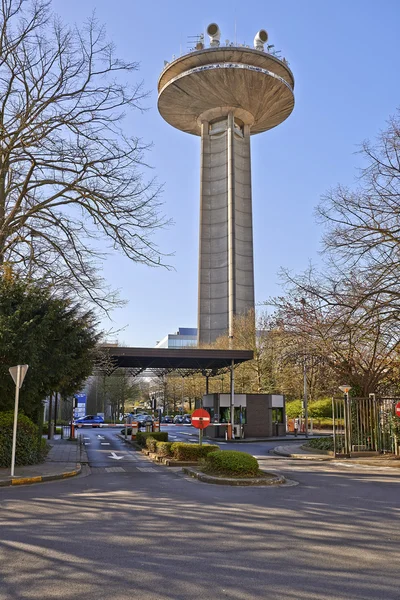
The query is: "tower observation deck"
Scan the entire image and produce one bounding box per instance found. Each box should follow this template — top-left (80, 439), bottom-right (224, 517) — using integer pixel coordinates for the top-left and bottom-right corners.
top-left (158, 24), bottom-right (295, 345)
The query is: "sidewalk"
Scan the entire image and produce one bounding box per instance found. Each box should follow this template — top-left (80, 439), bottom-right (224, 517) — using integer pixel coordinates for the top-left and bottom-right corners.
top-left (273, 443), bottom-right (400, 468)
top-left (0, 438), bottom-right (87, 487)
top-left (274, 443), bottom-right (332, 460)
top-left (209, 434), bottom-right (327, 443)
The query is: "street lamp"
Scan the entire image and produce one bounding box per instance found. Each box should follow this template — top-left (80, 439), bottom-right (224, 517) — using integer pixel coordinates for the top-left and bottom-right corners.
top-left (300, 298), bottom-right (309, 438)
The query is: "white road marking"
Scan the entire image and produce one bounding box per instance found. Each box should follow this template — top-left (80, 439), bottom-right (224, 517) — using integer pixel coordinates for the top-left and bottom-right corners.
top-left (83, 437), bottom-right (90, 440)
top-left (100, 443), bottom-right (110, 445)
top-left (109, 452), bottom-right (124, 460)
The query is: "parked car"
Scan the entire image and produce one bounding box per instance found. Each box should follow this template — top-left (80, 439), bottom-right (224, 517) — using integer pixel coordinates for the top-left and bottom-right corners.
top-left (173, 415), bottom-right (183, 424)
top-left (74, 415), bottom-right (104, 428)
top-left (161, 415), bottom-right (173, 424)
top-left (182, 415), bottom-right (192, 424)
top-left (131, 414), bottom-right (153, 425)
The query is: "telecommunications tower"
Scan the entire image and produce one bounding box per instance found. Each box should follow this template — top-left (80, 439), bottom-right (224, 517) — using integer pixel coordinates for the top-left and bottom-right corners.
top-left (158, 24), bottom-right (295, 345)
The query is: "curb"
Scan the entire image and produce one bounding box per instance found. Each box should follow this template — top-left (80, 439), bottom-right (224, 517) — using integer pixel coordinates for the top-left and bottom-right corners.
top-left (0, 464), bottom-right (82, 487)
top-left (183, 467), bottom-right (286, 486)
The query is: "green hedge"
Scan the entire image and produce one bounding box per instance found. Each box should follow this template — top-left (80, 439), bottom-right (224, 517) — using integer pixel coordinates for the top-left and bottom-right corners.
top-left (156, 441), bottom-right (173, 457)
top-left (202, 450), bottom-right (259, 477)
top-left (170, 442), bottom-right (219, 461)
top-left (136, 431), bottom-right (168, 447)
top-left (0, 411), bottom-right (49, 467)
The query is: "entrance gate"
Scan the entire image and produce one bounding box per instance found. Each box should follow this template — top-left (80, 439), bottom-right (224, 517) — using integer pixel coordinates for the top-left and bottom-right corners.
top-left (332, 395), bottom-right (399, 456)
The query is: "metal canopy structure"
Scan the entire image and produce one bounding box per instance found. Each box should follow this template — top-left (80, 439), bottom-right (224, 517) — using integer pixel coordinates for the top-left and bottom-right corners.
top-left (101, 346), bottom-right (253, 378)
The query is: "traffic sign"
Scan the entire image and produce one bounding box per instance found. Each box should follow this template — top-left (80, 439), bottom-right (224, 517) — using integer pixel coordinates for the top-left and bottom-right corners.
top-left (395, 402), bottom-right (400, 418)
top-left (9, 365), bottom-right (29, 388)
top-left (9, 364), bottom-right (29, 478)
top-left (191, 408), bottom-right (211, 430)
top-left (339, 385), bottom-right (352, 394)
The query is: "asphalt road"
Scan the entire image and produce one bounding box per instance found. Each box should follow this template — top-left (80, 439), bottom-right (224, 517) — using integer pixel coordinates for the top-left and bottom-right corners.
top-left (163, 424), bottom-right (279, 455)
top-left (0, 428), bottom-right (399, 600)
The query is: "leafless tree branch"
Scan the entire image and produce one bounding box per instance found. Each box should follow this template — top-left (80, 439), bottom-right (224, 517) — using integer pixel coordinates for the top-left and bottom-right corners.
top-left (0, 0), bottom-right (171, 311)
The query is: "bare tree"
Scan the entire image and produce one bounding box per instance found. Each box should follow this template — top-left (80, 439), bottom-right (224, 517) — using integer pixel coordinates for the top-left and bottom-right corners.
top-left (270, 268), bottom-right (400, 396)
top-left (316, 110), bottom-right (400, 322)
top-left (0, 0), bottom-right (168, 309)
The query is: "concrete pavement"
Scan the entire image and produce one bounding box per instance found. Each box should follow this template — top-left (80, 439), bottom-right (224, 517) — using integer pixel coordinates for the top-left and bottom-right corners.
top-left (274, 442), bottom-right (400, 467)
top-left (0, 438), bottom-right (87, 486)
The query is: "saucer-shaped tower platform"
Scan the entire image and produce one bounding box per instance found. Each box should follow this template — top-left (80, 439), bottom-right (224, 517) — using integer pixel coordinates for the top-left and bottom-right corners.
top-left (158, 25), bottom-right (295, 345)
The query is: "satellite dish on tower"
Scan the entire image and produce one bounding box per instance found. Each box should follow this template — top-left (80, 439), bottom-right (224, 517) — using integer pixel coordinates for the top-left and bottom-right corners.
top-left (207, 23), bottom-right (221, 47)
top-left (254, 29), bottom-right (268, 51)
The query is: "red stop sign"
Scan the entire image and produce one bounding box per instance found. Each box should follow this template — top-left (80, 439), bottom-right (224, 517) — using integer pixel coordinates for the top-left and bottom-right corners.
top-left (191, 408), bottom-right (211, 430)
top-left (395, 402), bottom-right (400, 418)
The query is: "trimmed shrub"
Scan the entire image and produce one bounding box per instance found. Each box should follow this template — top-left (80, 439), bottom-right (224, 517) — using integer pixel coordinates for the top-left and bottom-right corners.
top-left (145, 437), bottom-right (158, 453)
top-left (0, 411), bottom-right (49, 467)
top-left (170, 442), bottom-right (219, 461)
top-left (156, 441), bottom-right (173, 457)
top-left (202, 450), bottom-right (259, 477)
top-left (136, 431), bottom-right (168, 447)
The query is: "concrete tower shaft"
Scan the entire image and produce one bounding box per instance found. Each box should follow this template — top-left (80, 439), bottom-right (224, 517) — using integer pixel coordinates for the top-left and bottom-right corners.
top-left (198, 110), bottom-right (254, 344)
top-left (158, 38), bottom-right (294, 346)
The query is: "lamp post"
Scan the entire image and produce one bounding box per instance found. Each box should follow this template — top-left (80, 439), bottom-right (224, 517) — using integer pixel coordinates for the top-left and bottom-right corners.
top-left (300, 298), bottom-right (309, 438)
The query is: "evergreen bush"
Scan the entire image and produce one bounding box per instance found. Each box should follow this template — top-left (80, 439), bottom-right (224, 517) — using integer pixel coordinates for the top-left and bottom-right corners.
top-left (0, 411), bottom-right (49, 467)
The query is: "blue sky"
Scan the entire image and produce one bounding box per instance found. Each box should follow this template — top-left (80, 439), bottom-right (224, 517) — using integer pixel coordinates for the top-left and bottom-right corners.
top-left (53, 0), bottom-right (400, 347)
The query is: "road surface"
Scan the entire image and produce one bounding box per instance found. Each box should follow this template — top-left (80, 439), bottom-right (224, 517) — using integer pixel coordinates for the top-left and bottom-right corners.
top-left (0, 428), bottom-right (399, 600)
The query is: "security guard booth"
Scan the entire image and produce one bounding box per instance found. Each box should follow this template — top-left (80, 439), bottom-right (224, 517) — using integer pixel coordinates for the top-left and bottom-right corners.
top-left (202, 393), bottom-right (285, 439)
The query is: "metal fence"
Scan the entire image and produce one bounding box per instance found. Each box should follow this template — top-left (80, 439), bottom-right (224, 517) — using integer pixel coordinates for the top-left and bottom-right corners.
top-left (332, 395), bottom-right (399, 456)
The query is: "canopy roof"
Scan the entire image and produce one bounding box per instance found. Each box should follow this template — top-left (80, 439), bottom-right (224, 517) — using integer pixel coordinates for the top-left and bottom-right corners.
top-left (101, 346), bottom-right (253, 378)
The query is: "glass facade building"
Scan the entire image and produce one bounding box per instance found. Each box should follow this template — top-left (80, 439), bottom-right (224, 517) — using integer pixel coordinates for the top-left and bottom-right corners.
top-left (155, 327), bottom-right (197, 349)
